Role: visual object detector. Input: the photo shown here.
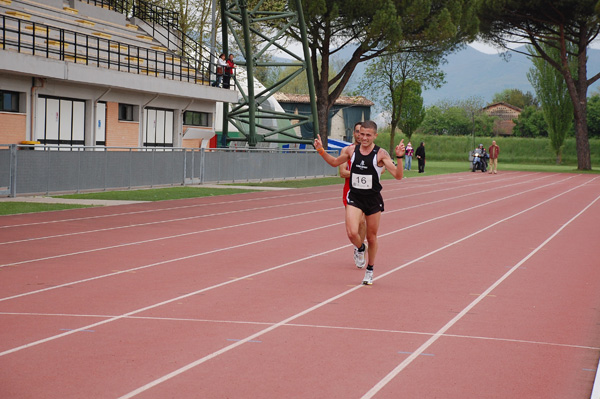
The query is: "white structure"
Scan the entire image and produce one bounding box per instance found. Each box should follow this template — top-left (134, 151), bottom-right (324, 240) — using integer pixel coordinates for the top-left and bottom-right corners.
top-left (0, 0), bottom-right (236, 148)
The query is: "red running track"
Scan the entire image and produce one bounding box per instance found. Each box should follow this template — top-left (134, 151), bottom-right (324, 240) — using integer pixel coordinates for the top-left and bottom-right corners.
top-left (1, 171), bottom-right (599, 399)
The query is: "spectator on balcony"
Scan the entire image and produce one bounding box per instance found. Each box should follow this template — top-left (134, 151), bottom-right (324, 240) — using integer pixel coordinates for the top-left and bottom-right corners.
top-left (212, 53), bottom-right (227, 87)
top-left (223, 54), bottom-right (235, 89)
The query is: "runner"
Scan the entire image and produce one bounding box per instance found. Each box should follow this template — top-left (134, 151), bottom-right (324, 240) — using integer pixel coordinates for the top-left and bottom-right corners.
top-left (314, 120), bottom-right (405, 285)
top-left (339, 122), bottom-right (367, 268)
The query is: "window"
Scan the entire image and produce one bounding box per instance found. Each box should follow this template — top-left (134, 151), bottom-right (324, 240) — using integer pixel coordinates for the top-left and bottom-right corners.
top-left (183, 111), bottom-right (210, 127)
top-left (35, 96), bottom-right (85, 146)
top-left (144, 108), bottom-right (174, 147)
top-left (119, 103), bottom-right (135, 121)
top-left (0, 90), bottom-right (19, 112)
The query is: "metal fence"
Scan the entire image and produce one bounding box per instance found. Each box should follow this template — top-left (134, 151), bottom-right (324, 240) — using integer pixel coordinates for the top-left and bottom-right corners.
top-left (0, 145), bottom-right (337, 197)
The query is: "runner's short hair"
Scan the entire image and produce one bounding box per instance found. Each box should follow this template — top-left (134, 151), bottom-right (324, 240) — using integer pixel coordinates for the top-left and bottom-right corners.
top-left (361, 120), bottom-right (377, 132)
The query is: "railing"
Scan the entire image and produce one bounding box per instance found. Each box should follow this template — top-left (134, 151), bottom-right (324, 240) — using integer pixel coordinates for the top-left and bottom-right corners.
top-left (0, 145), bottom-right (336, 196)
top-left (77, 0), bottom-right (219, 86)
top-left (130, 0), bottom-right (216, 84)
top-left (0, 14), bottom-right (208, 83)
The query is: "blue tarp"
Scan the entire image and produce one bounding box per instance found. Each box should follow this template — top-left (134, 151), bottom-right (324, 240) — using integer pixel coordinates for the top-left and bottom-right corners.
top-left (327, 138), bottom-right (352, 150)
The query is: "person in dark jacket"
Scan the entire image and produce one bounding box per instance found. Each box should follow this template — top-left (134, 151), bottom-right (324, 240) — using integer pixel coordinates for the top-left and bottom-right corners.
top-left (415, 142), bottom-right (426, 173)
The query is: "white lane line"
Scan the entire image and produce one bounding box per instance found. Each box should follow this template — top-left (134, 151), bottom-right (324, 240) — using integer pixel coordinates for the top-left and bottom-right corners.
top-left (0, 222), bottom-right (339, 303)
top-left (0, 172), bottom-right (460, 230)
top-left (3, 311), bottom-right (598, 351)
top-left (0, 197), bottom-right (330, 246)
top-left (0, 188), bottom-right (336, 230)
top-left (0, 235), bottom-right (358, 358)
top-left (361, 191), bottom-right (600, 399)
top-left (0, 174), bottom-right (569, 302)
top-left (0, 173), bottom-right (553, 268)
top-left (0, 171), bottom-right (532, 235)
top-left (0, 171), bottom-right (533, 246)
top-left (115, 177), bottom-right (598, 398)
top-left (591, 354), bottom-right (600, 399)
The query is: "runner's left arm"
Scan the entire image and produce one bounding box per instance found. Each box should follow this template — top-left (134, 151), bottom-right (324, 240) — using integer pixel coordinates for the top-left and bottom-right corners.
top-left (380, 140), bottom-right (405, 180)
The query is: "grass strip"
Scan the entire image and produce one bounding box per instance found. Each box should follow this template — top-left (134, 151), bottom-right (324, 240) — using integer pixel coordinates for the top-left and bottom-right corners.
top-left (54, 186), bottom-right (257, 201)
top-left (0, 202), bottom-right (92, 216)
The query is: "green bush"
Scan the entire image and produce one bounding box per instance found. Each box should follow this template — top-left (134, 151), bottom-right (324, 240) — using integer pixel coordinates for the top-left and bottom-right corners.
top-left (374, 130), bottom-right (600, 166)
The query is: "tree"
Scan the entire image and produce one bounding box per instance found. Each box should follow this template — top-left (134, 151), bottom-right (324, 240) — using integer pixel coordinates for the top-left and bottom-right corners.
top-left (588, 94), bottom-right (600, 138)
top-left (419, 106), bottom-right (445, 135)
top-left (274, 57), bottom-right (344, 95)
top-left (158, 0), bottom-right (215, 56)
top-left (492, 89), bottom-right (538, 109)
top-left (527, 43), bottom-right (574, 164)
top-left (357, 51), bottom-right (445, 154)
top-left (477, 0), bottom-right (600, 170)
top-left (419, 99), bottom-right (495, 138)
top-left (397, 80), bottom-right (426, 143)
top-left (457, 96), bottom-right (486, 148)
top-left (512, 106), bottom-right (548, 138)
top-left (280, 0), bottom-right (479, 148)
top-left (419, 105), bottom-right (471, 136)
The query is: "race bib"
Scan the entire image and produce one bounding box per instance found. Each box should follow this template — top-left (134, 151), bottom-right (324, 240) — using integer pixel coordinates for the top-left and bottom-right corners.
top-left (352, 174), bottom-right (372, 190)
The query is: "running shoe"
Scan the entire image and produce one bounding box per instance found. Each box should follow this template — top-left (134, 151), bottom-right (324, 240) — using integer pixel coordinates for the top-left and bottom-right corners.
top-left (362, 269), bottom-right (373, 285)
top-left (353, 244), bottom-right (367, 269)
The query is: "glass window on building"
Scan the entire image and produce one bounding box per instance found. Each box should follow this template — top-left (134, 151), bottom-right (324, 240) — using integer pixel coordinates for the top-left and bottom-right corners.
top-left (119, 103), bottom-right (135, 121)
top-left (183, 111), bottom-right (210, 127)
top-left (0, 90), bottom-right (20, 112)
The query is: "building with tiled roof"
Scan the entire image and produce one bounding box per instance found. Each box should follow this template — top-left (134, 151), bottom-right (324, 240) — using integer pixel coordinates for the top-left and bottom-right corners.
top-left (483, 102), bottom-right (522, 136)
top-left (273, 93), bottom-right (373, 142)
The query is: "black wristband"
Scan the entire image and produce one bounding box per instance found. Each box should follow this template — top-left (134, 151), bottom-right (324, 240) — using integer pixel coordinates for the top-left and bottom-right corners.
top-left (397, 156), bottom-right (404, 159)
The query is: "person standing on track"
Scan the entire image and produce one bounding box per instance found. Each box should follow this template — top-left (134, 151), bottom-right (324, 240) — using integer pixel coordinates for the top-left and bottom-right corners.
top-left (314, 120), bottom-right (405, 285)
top-left (339, 122), bottom-right (367, 268)
top-left (488, 140), bottom-right (500, 174)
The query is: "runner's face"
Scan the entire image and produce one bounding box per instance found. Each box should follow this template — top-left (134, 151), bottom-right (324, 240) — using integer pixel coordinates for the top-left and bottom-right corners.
top-left (359, 127), bottom-right (377, 147)
top-left (353, 125), bottom-right (361, 144)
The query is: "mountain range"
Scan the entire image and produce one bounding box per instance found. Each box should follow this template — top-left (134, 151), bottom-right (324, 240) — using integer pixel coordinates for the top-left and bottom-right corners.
top-left (274, 43), bottom-right (600, 115)
top-left (419, 45), bottom-right (600, 106)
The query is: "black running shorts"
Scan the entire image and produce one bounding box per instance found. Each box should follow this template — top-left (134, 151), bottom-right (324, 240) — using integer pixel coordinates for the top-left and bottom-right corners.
top-left (346, 191), bottom-right (384, 215)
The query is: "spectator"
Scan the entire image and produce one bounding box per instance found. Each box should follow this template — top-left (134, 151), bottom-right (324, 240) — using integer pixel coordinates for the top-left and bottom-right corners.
top-left (212, 53), bottom-right (227, 87)
top-left (404, 142), bottom-right (413, 170)
top-left (223, 54), bottom-right (235, 89)
top-left (415, 142), bottom-right (426, 173)
top-left (488, 140), bottom-right (500, 174)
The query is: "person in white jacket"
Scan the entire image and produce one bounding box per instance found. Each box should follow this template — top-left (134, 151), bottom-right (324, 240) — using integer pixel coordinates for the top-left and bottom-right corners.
top-left (212, 53), bottom-right (227, 87)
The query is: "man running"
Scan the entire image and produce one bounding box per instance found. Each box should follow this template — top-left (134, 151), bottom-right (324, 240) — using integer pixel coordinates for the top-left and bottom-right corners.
top-left (314, 120), bottom-right (405, 285)
top-left (339, 122), bottom-right (367, 268)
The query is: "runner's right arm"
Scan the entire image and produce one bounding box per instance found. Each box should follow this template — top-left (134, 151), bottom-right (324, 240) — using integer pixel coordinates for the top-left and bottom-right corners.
top-left (314, 136), bottom-right (350, 168)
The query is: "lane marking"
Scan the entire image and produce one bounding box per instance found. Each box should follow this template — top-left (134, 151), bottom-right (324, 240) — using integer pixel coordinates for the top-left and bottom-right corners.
top-left (0, 171), bottom-right (489, 231)
top-left (360, 190), bottom-right (600, 399)
top-left (227, 339), bottom-right (261, 343)
top-left (116, 178), bottom-right (599, 398)
top-left (0, 188), bottom-right (338, 230)
top-left (0, 172), bottom-right (536, 246)
top-left (398, 351), bottom-right (434, 356)
top-left (0, 175), bottom-right (571, 302)
top-left (591, 350), bottom-right (600, 399)
top-left (3, 311), bottom-right (598, 350)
